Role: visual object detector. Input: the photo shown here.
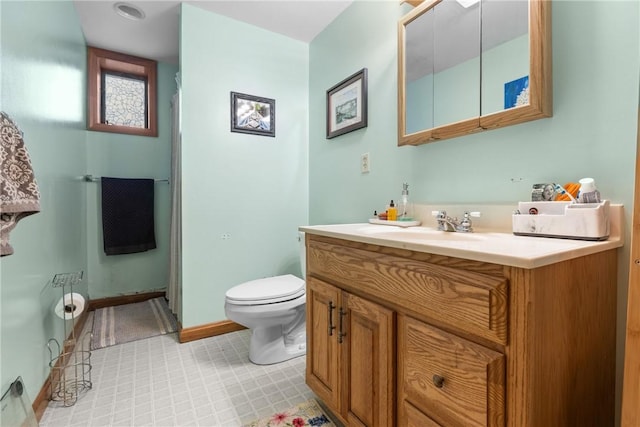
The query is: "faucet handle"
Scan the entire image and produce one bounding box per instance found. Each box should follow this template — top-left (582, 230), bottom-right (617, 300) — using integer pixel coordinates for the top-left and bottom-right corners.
top-left (431, 210), bottom-right (446, 217)
top-left (459, 211), bottom-right (480, 232)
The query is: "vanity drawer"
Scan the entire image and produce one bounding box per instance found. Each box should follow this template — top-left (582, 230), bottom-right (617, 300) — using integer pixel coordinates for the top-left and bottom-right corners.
top-left (307, 239), bottom-right (508, 345)
top-left (400, 400), bottom-right (442, 427)
top-left (399, 315), bottom-right (505, 427)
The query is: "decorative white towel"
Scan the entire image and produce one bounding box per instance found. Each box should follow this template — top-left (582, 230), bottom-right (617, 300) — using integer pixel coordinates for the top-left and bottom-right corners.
top-left (0, 112), bottom-right (41, 256)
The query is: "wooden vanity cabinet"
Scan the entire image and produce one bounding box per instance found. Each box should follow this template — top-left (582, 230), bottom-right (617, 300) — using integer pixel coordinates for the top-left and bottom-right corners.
top-left (306, 276), bottom-right (394, 426)
top-left (305, 233), bottom-right (617, 426)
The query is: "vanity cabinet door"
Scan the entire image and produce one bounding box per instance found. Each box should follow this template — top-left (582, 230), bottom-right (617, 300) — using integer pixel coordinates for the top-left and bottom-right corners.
top-left (306, 277), bottom-right (341, 411)
top-left (306, 276), bottom-right (395, 427)
top-left (342, 292), bottom-right (395, 427)
top-left (399, 315), bottom-right (505, 427)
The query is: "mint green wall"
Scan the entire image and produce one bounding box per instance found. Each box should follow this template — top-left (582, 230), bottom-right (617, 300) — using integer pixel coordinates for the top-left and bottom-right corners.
top-left (0, 0), bottom-right (177, 405)
top-left (310, 0), bottom-right (638, 422)
top-left (85, 62), bottom-right (177, 299)
top-left (180, 4), bottom-right (309, 328)
top-left (410, 2), bottom-right (637, 206)
top-left (311, 0), bottom-right (637, 216)
top-left (0, 0), bottom-right (87, 404)
top-left (310, 0), bottom-right (414, 225)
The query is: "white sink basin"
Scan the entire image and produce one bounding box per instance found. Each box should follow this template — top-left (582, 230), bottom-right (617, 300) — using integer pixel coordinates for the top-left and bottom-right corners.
top-left (356, 225), bottom-right (484, 241)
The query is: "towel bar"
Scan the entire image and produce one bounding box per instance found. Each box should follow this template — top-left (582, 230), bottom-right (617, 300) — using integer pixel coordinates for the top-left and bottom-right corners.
top-left (83, 174), bottom-right (169, 184)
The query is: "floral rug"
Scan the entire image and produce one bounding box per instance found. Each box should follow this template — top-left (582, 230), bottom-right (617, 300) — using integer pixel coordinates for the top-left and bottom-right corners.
top-left (244, 399), bottom-right (336, 427)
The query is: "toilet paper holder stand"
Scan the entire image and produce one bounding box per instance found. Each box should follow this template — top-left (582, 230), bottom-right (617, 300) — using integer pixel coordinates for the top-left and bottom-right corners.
top-left (47, 271), bottom-right (93, 407)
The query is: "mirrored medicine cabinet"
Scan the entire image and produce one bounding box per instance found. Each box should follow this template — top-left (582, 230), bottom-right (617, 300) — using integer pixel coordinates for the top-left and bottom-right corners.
top-left (398, 0), bottom-right (552, 146)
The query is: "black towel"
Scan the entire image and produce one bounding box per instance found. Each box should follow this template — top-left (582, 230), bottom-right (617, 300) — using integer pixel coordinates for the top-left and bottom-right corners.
top-left (101, 177), bottom-right (156, 256)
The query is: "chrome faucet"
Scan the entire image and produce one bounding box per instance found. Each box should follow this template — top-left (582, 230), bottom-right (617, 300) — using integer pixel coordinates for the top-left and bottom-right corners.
top-left (432, 210), bottom-right (481, 232)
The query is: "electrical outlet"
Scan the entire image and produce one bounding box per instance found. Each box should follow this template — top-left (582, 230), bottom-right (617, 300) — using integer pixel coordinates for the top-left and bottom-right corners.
top-left (361, 152), bottom-right (370, 173)
top-left (221, 233), bottom-right (231, 240)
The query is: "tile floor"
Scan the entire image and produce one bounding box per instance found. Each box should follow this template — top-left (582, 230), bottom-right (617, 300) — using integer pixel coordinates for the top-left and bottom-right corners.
top-left (39, 326), bottom-right (315, 427)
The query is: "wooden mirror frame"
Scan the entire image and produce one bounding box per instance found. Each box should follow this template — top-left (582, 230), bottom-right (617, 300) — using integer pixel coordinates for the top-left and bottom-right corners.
top-left (398, 0), bottom-right (552, 146)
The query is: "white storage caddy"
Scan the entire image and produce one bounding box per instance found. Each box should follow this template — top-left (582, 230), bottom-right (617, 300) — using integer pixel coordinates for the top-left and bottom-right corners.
top-left (512, 200), bottom-right (610, 241)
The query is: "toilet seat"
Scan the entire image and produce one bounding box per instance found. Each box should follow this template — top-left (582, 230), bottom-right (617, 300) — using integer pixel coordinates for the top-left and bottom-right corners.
top-left (226, 274), bottom-right (305, 306)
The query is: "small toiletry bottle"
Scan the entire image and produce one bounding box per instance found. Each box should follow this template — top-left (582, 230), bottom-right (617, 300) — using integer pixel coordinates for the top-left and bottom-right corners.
top-left (387, 200), bottom-right (397, 221)
top-left (578, 178), bottom-right (601, 203)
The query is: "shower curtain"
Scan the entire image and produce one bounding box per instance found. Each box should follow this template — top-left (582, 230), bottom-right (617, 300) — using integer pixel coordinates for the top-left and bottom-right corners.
top-left (167, 89), bottom-right (182, 320)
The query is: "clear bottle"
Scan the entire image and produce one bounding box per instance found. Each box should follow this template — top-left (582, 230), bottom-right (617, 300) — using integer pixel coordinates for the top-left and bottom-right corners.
top-left (400, 183), bottom-right (411, 220)
top-left (387, 200), bottom-right (397, 221)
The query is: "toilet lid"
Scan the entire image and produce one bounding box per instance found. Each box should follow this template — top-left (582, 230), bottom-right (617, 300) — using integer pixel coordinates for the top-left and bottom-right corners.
top-left (226, 274), bottom-right (305, 305)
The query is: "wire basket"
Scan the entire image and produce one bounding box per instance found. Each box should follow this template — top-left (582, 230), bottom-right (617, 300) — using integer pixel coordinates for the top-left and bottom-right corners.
top-left (47, 332), bottom-right (92, 407)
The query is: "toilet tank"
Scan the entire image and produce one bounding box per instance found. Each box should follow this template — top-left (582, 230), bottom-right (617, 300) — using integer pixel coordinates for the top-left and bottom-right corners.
top-left (298, 231), bottom-right (306, 278)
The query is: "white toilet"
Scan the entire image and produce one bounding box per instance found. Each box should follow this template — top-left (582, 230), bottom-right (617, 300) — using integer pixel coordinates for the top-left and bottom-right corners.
top-left (224, 232), bottom-right (306, 365)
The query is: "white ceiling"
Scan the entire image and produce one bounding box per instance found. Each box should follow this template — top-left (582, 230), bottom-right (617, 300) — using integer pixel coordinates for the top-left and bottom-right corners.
top-left (73, 0), bottom-right (354, 65)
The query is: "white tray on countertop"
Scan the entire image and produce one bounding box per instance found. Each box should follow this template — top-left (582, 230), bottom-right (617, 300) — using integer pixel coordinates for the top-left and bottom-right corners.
top-left (368, 218), bottom-right (422, 227)
top-left (512, 200), bottom-right (610, 241)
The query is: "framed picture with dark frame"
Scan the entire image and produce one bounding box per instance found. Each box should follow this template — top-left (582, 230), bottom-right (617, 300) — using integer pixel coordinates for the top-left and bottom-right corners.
top-left (326, 68), bottom-right (368, 139)
top-left (230, 92), bottom-right (275, 137)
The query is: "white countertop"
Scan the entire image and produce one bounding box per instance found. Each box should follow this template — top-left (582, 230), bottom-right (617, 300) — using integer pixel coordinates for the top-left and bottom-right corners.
top-left (299, 206), bottom-right (624, 269)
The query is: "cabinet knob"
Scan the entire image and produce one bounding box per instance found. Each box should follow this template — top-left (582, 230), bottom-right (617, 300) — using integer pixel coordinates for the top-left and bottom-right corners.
top-left (432, 374), bottom-right (445, 388)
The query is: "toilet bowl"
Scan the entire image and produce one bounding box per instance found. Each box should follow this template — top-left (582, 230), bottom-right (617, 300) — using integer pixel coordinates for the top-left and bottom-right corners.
top-left (224, 233), bottom-right (306, 365)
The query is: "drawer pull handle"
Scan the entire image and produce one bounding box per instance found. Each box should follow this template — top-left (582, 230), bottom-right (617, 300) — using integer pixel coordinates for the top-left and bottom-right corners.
top-left (432, 375), bottom-right (445, 388)
top-left (338, 307), bottom-right (347, 344)
top-left (328, 301), bottom-right (336, 336)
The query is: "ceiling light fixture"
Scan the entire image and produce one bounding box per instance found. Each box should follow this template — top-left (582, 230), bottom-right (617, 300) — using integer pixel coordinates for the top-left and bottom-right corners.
top-left (456, 0), bottom-right (480, 8)
top-left (114, 2), bottom-right (145, 21)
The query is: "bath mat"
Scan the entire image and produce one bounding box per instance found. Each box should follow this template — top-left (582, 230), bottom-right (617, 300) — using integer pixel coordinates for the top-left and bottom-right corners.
top-left (243, 399), bottom-right (336, 427)
top-left (91, 297), bottom-right (177, 350)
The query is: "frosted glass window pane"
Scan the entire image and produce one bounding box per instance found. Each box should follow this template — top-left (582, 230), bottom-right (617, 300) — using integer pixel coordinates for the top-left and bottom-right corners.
top-left (103, 73), bottom-right (147, 128)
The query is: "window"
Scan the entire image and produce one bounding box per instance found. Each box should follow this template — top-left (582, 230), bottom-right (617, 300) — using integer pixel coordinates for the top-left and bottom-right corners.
top-left (87, 47), bottom-right (157, 137)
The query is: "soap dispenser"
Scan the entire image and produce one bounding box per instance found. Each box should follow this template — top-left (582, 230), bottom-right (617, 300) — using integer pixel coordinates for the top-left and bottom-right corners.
top-left (400, 183), bottom-right (412, 220)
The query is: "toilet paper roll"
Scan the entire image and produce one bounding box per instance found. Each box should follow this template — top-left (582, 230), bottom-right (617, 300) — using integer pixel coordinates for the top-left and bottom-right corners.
top-left (54, 293), bottom-right (85, 320)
